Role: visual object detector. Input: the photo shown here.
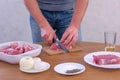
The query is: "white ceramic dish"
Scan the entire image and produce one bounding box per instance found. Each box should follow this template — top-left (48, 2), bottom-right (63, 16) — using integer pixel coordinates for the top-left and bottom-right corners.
top-left (54, 62), bottom-right (85, 75)
top-left (84, 51), bottom-right (120, 69)
top-left (20, 61), bottom-right (50, 73)
top-left (0, 41), bottom-right (42, 64)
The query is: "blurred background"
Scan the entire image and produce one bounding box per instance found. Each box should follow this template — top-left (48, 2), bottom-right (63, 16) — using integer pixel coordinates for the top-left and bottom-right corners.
top-left (0, 0), bottom-right (120, 45)
top-left (0, 0), bottom-right (32, 43)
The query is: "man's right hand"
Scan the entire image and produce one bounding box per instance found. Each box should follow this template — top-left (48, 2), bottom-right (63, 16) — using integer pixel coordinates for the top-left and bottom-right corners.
top-left (41, 27), bottom-right (57, 44)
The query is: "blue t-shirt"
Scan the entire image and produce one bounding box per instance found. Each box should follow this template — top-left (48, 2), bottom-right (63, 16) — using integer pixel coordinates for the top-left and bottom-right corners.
top-left (37, 0), bottom-right (75, 11)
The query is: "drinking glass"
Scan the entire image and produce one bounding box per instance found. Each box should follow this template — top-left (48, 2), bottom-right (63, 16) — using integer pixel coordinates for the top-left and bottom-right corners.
top-left (104, 31), bottom-right (117, 51)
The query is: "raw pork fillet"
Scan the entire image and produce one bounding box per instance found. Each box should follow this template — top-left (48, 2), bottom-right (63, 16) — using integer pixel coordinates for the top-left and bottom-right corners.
top-left (93, 54), bottom-right (120, 65)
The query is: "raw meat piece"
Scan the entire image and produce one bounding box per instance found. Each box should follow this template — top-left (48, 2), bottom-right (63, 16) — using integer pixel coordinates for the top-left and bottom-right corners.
top-left (93, 54), bottom-right (120, 65)
top-left (23, 44), bottom-right (35, 52)
top-left (0, 42), bottom-right (35, 55)
top-left (0, 47), bottom-right (10, 53)
top-left (7, 49), bottom-right (20, 55)
top-left (50, 43), bottom-right (60, 50)
top-left (50, 42), bottom-right (72, 51)
top-left (10, 42), bottom-right (18, 49)
top-left (15, 46), bottom-right (24, 53)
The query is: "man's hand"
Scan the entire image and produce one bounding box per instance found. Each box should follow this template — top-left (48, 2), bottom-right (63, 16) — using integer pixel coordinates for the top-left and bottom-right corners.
top-left (60, 0), bottom-right (88, 47)
top-left (60, 25), bottom-right (78, 48)
top-left (41, 27), bottom-right (56, 44)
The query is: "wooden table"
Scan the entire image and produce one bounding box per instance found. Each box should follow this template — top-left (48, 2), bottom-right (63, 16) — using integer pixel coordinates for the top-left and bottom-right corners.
top-left (0, 42), bottom-right (120, 80)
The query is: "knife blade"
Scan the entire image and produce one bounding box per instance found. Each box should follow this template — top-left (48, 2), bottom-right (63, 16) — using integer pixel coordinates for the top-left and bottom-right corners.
top-left (54, 38), bottom-right (70, 53)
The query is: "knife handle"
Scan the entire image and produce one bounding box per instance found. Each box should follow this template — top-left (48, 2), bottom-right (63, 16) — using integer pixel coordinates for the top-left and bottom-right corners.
top-left (52, 38), bottom-right (59, 43)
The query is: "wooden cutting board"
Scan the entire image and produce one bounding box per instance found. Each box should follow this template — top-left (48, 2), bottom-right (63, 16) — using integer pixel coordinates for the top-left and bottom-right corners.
top-left (43, 46), bottom-right (82, 55)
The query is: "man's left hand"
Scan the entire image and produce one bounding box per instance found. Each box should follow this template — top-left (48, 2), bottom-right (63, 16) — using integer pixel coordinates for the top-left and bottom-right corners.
top-left (60, 25), bottom-right (78, 48)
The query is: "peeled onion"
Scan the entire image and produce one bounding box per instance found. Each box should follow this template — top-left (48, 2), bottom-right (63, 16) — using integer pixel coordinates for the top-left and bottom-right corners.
top-left (19, 56), bottom-right (34, 70)
top-left (34, 61), bottom-right (47, 71)
top-left (33, 57), bottom-right (41, 63)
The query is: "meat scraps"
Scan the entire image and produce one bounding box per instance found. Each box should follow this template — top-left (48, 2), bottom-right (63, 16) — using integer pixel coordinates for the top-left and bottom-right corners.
top-left (50, 43), bottom-right (60, 50)
top-left (0, 42), bottom-right (35, 55)
top-left (50, 42), bottom-right (72, 50)
top-left (93, 54), bottom-right (120, 65)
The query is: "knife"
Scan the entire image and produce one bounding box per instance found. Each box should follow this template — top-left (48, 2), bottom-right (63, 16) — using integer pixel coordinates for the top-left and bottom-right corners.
top-left (54, 38), bottom-right (70, 53)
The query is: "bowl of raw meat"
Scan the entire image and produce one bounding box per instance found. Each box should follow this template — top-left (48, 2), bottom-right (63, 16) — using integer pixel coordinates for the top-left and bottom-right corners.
top-left (0, 41), bottom-right (42, 64)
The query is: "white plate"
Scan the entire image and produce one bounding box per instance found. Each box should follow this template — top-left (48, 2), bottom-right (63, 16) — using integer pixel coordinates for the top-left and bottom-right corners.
top-left (54, 62), bottom-right (85, 75)
top-left (20, 61), bottom-right (50, 73)
top-left (84, 51), bottom-right (120, 69)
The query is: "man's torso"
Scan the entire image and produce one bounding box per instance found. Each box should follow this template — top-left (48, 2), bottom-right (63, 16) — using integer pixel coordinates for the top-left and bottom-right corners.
top-left (37, 0), bottom-right (75, 11)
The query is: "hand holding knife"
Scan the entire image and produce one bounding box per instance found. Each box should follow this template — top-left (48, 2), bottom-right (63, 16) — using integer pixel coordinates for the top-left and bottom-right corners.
top-left (53, 38), bottom-right (70, 53)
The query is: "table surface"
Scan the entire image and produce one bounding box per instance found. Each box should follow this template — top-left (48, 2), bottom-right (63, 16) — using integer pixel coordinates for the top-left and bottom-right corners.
top-left (0, 42), bottom-right (120, 80)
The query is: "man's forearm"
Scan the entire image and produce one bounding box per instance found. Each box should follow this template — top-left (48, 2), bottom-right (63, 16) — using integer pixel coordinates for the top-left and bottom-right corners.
top-left (70, 0), bottom-right (89, 29)
top-left (24, 0), bottom-right (50, 28)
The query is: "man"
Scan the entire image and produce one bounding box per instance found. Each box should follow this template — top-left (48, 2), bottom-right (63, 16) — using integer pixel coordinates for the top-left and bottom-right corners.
top-left (24, 0), bottom-right (89, 48)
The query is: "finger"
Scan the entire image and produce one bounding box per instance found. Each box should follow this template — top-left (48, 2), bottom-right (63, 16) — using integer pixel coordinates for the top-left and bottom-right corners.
top-left (43, 33), bottom-right (51, 44)
top-left (60, 31), bottom-right (69, 43)
top-left (42, 33), bottom-right (47, 41)
top-left (67, 35), bottom-right (77, 47)
top-left (53, 33), bottom-right (57, 40)
top-left (48, 34), bottom-right (54, 44)
top-left (64, 33), bottom-right (73, 45)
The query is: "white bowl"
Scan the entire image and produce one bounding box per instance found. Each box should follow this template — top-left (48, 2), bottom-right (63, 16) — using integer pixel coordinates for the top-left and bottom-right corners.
top-left (0, 41), bottom-right (42, 64)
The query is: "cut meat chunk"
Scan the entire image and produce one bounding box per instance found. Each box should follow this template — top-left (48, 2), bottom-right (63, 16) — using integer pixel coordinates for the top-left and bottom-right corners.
top-left (50, 43), bottom-right (60, 50)
top-left (10, 42), bottom-right (18, 49)
top-left (0, 42), bottom-right (36, 55)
